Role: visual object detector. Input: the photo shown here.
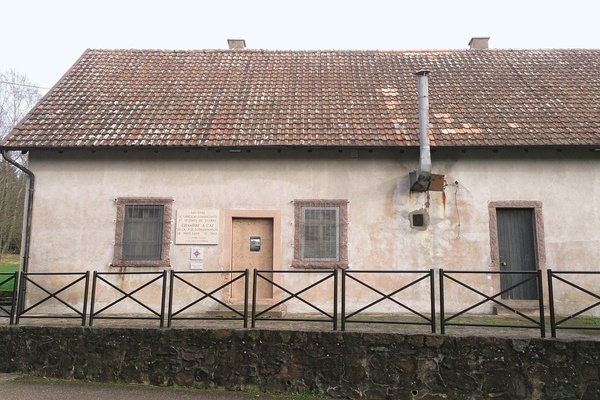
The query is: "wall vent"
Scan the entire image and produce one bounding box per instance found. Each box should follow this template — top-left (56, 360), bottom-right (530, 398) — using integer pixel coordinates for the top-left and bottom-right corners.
top-left (412, 214), bottom-right (425, 227)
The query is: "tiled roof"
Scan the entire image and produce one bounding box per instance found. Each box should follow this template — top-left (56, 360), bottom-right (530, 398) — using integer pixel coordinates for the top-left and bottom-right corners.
top-left (3, 48), bottom-right (600, 149)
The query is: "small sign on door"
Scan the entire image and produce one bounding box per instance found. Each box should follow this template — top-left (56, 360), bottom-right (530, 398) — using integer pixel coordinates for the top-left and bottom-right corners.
top-left (250, 236), bottom-right (261, 252)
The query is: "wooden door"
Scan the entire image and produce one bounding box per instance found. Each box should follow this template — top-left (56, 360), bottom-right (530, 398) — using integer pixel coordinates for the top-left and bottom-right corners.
top-left (496, 208), bottom-right (538, 300)
top-left (231, 218), bottom-right (273, 302)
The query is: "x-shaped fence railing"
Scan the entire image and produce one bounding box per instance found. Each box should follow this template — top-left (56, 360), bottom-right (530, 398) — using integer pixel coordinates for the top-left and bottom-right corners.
top-left (168, 270), bottom-right (249, 327)
top-left (439, 269), bottom-right (545, 337)
top-left (548, 270), bottom-right (600, 338)
top-left (89, 271), bottom-right (167, 327)
top-left (15, 272), bottom-right (90, 326)
top-left (7, 267), bottom-right (600, 338)
top-left (341, 269), bottom-right (435, 332)
top-left (0, 272), bottom-right (18, 324)
top-left (251, 269), bottom-right (338, 330)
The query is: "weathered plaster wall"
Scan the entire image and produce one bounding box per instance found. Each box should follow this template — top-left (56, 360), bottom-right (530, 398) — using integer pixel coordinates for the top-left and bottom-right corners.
top-left (0, 326), bottom-right (598, 400)
top-left (24, 148), bottom-right (600, 316)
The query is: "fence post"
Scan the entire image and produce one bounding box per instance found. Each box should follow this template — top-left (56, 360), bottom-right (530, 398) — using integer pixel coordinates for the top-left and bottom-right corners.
top-left (536, 269), bottom-right (545, 338)
top-left (251, 269), bottom-right (258, 328)
top-left (8, 272), bottom-right (18, 325)
top-left (159, 270), bottom-right (167, 328)
top-left (333, 269), bottom-right (338, 331)
top-left (82, 271), bottom-right (90, 326)
top-left (430, 269), bottom-right (436, 334)
top-left (14, 271), bottom-right (26, 325)
top-left (439, 269), bottom-right (445, 334)
top-left (243, 269), bottom-right (249, 328)
top-left (547, 269), bottom-right (556, 338)
top-left (340, 269), bottom-right (346, 331)
top-left (89, 271), bottom-right (98, 326)
top-left (167, 270), bottom-right (175, 328)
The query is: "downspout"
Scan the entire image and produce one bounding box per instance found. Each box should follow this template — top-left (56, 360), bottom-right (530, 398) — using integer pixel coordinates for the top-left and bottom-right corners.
top-left (1, 150), bottom-right (33, 274)
top-left (410, 70), bottom-right (432, 192)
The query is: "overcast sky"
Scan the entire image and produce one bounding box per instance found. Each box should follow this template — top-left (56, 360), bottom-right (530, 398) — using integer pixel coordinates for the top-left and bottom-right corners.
top-left (2, 0), bottom-right (599, 92)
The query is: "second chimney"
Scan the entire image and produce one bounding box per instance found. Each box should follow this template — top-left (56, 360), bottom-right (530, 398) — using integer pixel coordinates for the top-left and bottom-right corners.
top-left (227, 39), bottom-right (246, 50)
top-left (468, 37), bottom-right (490, 50)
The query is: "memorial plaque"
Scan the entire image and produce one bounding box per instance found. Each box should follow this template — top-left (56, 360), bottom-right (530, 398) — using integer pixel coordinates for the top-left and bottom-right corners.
top-left (176, 210), bottom-right (219, 244)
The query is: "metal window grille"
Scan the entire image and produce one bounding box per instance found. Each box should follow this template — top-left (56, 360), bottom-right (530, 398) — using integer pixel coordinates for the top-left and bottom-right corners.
top-left (302, 206), bottom-right (339, 261)
top-left (123, 205), bottom-right (164, 260)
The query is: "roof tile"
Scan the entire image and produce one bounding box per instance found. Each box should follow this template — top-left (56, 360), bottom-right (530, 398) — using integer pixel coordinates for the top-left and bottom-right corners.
top-left (2, 49), bottom-right (600, 148)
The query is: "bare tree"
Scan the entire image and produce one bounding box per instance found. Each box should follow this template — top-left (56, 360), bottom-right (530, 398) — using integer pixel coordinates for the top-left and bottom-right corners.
top-left (0, 69), bottom-right (42, 255)
top-left (0, 69), bottom-right (42, 139)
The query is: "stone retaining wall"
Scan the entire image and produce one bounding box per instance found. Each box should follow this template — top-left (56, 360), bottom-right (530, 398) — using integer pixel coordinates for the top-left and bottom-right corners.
top-left (0, 326), bottom-right (598, 399)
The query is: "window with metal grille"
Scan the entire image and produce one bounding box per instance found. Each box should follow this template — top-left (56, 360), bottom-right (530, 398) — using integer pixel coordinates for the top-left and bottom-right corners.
top-left (302, 207), bottom-right (339, 261)
top-left (123, 205), bottom-right (164, 260)
top-left (292, 199), bottom-right (348, 269)
top-left (112, 197), bottom-right (173, 267)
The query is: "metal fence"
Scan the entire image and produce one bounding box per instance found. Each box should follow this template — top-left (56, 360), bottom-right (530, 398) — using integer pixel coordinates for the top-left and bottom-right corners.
top-left (0, 272), bottom-right (18, 324)
top-left (548, 270), bottom-right (600, 338)
top-left (15, 272), bottom-right (90, 326)
top-left (89, 271), bottom-right (167, 327)
top-left (168, 270), bottom-right (249, 328)
top-left (1, 268), bottom-right (599, 338)
top-left (251, 269), bottom-right (338, 330)
top-left (439, 269), bottom-right (546, 337)
top-left (341, 269), bottom-right (435, 332)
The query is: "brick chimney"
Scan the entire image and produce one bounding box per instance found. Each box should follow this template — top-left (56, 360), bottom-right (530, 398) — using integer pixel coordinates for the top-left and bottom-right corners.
top-left (468, 37), bottom-right (490, 50)
top-left (227, 39), bottom-right (246, 50)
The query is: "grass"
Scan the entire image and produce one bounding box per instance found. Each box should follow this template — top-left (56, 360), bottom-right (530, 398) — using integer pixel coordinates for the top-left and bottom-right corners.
top-left (0, 253), bottom-right (19, 291)
top-left (0, 253), bottom-right (19, 266)
top-left (577, 318), bottom-right (600, 326)
top-left (557, 316), bottom-right (600, 327)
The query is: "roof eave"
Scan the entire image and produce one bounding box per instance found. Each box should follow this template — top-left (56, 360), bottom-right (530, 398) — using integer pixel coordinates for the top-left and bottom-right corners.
top-left (3, 143), bottom-right (600, 153)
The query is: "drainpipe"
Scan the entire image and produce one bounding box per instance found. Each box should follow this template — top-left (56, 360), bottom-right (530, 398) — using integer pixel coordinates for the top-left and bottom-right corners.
top-left (1, 150), bottom-right (34, 274)
top-left (410, 70), bottom-right (432, 192)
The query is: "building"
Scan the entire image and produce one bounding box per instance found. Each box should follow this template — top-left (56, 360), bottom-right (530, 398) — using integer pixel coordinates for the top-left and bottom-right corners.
top-left (2, 38), bottom-right (600, 318)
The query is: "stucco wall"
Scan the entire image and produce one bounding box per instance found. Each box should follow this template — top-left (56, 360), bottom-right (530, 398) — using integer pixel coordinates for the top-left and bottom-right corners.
top-left (24, 147), bottom-right (600, 316)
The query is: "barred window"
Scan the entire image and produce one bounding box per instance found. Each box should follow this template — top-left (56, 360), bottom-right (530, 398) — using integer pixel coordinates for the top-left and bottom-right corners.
top-left (112, 198), bottom-right (173, 267)
top-left (123, 205), bottom-right (164, 260)
top-left (293, 200), bottom-right (348, 269)
top-left (302, 207), bottom-right (339, 261)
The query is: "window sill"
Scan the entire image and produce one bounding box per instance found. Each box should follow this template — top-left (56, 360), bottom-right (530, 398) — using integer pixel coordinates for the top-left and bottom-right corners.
top-left (111, 260), bottom-right (170, 268)
top-left (291, 260), bottom-right (348, 270)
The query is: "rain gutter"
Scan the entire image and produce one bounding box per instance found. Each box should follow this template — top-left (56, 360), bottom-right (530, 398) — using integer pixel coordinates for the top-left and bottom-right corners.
top-left (1, 149), bottom-right (33, 273)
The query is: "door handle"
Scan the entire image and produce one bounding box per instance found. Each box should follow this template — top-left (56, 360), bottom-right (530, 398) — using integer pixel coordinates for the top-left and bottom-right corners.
top-left (500, 262), bottom-right (507, 266)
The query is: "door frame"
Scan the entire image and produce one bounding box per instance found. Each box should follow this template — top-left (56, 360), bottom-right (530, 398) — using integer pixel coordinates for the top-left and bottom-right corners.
top-left (222, 210), bottom-right (281, 305)
top-left (488, 201), bottom-right (546, 302)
